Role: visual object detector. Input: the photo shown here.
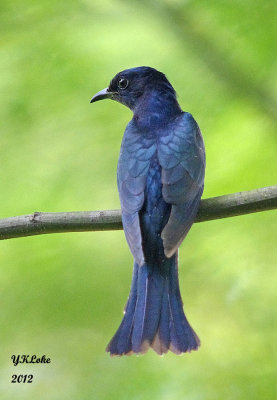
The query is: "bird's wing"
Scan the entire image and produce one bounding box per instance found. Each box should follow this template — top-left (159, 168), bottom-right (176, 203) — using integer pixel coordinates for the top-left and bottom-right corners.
top-left (117, 121), bottom-right (156, 266)
top-left (158, 112), bottom-right (205, 257)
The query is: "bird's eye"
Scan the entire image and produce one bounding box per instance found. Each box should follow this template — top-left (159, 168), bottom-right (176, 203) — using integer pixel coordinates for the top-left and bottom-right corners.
top-left (118, 78), bottom-right (129, 90)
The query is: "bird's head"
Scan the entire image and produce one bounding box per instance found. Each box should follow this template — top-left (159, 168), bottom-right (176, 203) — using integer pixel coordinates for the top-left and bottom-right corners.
top-left (90, 66), bottom-right (177, 111)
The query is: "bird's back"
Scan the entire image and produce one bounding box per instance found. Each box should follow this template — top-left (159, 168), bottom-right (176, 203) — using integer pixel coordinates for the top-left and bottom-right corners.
top-left (139, 155), bottom-right (171, 265)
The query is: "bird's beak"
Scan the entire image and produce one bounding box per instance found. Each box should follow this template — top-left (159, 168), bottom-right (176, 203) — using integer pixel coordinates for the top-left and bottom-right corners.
top-left (90, 88), bottom-right (116, 103)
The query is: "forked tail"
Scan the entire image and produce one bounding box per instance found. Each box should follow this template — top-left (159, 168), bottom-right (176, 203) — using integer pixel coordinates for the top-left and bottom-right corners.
top-left (106, 255), bottom-right (200, 356)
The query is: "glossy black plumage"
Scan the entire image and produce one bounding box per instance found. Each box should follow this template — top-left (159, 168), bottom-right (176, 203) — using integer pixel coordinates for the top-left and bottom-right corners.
top-left (91, 66), bottom-right (205, 355)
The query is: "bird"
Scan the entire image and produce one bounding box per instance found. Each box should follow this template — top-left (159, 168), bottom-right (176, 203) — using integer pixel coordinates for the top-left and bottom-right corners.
top-left (90, 66), bottom-right (205, 356)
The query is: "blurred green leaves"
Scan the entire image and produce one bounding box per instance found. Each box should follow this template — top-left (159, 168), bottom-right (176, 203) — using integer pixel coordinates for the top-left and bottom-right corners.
top-left (0, 1), bottom-right (276, 399)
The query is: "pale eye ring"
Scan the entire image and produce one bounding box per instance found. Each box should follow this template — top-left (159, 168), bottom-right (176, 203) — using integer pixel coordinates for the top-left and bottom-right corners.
top-left (117, 77), bottom-right (129, 90)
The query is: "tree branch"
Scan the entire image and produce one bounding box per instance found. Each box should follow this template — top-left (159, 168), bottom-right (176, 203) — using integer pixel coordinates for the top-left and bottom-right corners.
top-left (0, 186), bottom-right (276, 240)
top-left (138, 0), bottom-right (277, 125)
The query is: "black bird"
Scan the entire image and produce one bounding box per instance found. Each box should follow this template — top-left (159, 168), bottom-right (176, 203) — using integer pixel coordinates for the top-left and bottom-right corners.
top-left (91, 66), bottom-right (205, 355)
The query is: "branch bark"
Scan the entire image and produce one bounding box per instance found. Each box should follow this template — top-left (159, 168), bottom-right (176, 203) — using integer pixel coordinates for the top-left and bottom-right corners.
top-left (0, 186), bottom-right (276, 240)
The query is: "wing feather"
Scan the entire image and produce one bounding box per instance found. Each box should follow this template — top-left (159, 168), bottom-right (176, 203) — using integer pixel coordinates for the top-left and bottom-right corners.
top-left (117, 121), bottom-right (156, 265)
top-left (158, 112), bottom-right (205, 257)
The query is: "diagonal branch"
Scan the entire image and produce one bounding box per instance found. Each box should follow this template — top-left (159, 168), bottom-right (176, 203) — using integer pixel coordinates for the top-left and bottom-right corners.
top-left (0, 186), bottom-right (276, 240)
top-left (137, 0), bottom-right (277, 125)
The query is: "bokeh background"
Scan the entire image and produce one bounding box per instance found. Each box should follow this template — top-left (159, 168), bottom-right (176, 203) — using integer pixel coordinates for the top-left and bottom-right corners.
top-left (0, 1), bottom-right (276, 399)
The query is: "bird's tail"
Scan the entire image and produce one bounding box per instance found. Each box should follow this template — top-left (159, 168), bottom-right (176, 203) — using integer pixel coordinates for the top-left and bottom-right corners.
top-left (106, 255), bottom-right (200, 356)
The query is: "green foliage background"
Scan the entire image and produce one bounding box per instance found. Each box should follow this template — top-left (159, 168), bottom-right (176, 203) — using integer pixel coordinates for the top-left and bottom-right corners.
top-left (0, 1), bottom-right (276, 399)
